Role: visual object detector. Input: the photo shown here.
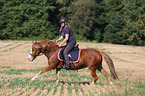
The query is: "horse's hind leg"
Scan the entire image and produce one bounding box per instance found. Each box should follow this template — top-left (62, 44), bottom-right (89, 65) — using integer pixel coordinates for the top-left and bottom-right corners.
top-left (98, 65), bottom-right (113, 84)
top-left (89, 69), bottom-right (98, 84)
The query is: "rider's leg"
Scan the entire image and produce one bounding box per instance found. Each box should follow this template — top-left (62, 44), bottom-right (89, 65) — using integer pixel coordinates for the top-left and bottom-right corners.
top-left (63, 43), bottom-right (75, 69)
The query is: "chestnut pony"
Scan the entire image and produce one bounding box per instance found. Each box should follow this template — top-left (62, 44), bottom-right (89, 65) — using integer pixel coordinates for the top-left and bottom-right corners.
top-left (27, 39), bottom-right (118, 84)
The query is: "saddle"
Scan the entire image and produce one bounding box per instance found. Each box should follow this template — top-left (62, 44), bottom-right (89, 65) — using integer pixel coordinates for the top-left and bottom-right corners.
top-left (57, 44), bottom-right (81, 63)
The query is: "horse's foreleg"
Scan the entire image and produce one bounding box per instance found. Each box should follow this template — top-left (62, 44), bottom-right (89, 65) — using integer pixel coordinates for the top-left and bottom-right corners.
top-left (31, 65), bottom-right (55, 82)
top-left (56, 69), bottom-right (61, 84)
top-left (31, 71), bottom-right (41, 82)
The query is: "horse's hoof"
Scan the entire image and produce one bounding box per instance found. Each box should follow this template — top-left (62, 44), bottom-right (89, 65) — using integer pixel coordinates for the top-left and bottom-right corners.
top-left (56, 80), bottom-right (59, 84)
top-left (90, 81), bottom-right (95, 85)
top-left (31, 78), bottom-right (35, 82)
top-left (109, 81), bottom-right (113, 85)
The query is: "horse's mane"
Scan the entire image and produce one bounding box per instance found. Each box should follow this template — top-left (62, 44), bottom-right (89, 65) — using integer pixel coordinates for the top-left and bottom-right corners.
top-left (40, 39), bottom-right (55, 44)
top-left (40, 39), bottom-right (59, 48)
top-left (32, 39), bottom-right (58, 49)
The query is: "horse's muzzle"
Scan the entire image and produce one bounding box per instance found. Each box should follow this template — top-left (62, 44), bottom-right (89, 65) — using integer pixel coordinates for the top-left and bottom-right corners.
top-left (27, 55), bottom-right (34, 61)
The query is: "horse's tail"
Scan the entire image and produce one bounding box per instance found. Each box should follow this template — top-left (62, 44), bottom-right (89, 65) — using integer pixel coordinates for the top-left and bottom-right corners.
top-left (100, 52), bottom-right (119, 80)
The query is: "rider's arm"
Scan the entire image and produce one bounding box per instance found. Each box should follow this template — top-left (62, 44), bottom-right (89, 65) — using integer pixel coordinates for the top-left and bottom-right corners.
top-left (59, 34), bottom-right (69, 47)
top-left (56, 35), bottom-right (63, 43)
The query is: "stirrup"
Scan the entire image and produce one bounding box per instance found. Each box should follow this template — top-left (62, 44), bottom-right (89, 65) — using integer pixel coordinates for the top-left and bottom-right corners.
top-left (65, 66), bottom-right (70, 70)
top-left (61, 64), bottom-right (66, 69)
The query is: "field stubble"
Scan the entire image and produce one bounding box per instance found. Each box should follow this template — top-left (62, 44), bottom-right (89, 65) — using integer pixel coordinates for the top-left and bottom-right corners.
top-left (0, 40), bottom-right (144, 96)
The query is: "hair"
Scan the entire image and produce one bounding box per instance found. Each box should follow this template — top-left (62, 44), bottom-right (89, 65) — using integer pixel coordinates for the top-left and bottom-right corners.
top-left (66, 23), bottom-right (70, 27)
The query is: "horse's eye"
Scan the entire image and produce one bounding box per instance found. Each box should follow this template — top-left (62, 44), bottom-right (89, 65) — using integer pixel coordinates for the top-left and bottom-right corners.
top-left (32, 50), bottom-right (34, 51)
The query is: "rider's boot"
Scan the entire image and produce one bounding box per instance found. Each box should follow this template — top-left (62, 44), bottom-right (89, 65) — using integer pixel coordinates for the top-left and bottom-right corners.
top-left (65, 63), bottom-right (70, 70)
top-left (61, 62), bottom-right (66, 69)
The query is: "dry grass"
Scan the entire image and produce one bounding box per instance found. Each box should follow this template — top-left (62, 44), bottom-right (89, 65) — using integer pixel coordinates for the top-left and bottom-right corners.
top-left (0, 40), bottom-right (145, 96)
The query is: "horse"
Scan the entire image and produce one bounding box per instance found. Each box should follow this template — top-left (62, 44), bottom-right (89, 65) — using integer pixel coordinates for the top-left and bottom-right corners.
top-left (27, 39), bottom-right (119, 84)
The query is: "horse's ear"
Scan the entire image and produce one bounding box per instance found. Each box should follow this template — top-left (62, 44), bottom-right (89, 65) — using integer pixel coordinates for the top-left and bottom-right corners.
top-left (32, 41), bottom-right (35, 44)
top-left (32, 41), bottom-right (41, 44)
top-left (49, 40), bottom-right (55, 44)
top-left (37, 41), bottom-right (40, 44)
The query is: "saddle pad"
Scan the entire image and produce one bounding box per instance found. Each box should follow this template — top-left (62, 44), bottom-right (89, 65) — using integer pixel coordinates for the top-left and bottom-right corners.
top-left (57, 48), bottom-right (81, 63)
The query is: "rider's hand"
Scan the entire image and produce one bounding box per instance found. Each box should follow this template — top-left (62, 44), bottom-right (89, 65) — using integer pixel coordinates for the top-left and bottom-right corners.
top-left (55, 40), bottom-right (58, 44)
top-left (59, 44), bottom-right (62, 47)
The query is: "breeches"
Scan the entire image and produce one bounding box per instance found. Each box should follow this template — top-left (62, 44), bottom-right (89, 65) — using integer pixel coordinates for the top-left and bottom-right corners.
top-left (63, 43), bottom-right (76, 64)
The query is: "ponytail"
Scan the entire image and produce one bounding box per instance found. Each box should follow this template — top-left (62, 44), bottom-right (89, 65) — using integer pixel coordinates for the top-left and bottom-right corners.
top-left (64, 22), bottom-right (70, 27)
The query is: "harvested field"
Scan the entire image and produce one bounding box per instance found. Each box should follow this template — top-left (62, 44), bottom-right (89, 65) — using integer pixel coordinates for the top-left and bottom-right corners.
top-left (0, 40), bottom-right (145, 96)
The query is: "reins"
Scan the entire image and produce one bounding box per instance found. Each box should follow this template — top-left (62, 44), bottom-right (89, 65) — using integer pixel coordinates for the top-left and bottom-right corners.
top-left (45, 47), bottom-right (60, 53)
top-left (29, 47), bottom-right (43, 58)
top-left (29, 44), bottom-right (58, 58)
top-left (45, 43), bottom-right (60, 53)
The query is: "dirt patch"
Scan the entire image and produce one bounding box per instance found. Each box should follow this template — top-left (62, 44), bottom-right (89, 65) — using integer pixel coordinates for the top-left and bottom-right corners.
top-left (0, 40), bottom-right (144, 96)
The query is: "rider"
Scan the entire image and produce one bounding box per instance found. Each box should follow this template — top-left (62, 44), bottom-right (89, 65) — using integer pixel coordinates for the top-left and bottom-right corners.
top-left (55, 17), bottom-right (76, 70)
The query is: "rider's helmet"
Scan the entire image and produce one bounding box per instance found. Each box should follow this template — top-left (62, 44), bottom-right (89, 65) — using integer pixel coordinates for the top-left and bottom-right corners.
top-left (59, 17), bottom-right (68, 24)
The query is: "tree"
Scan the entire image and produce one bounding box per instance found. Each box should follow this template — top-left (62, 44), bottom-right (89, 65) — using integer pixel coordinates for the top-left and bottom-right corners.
top-left (120, 0), bottom-right (145, 45)
top-left (103, 0), bottom-right (145, 45)
top-left (56, 0), bottom-right (74, 17)
top-left (68, 0), bottom-right (97, 40)
top-left (93, 0), bottom-right (110, 42)
top-left (0, 0), bottom-right (145, 46)
top-left (104, 12), bottom-right (125, 44)
top-left (0, 0), bottom-right (57, 40)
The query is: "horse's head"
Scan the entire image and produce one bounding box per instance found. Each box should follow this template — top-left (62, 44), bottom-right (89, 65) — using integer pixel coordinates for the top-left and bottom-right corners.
top-left (27, 41), bottom-right (43, 61)
top-left (27, 39), bottom-right (58, 61)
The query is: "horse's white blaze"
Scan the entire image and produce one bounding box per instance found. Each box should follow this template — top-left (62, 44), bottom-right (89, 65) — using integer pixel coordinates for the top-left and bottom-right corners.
top-left (27, 48), bottom-right (34, 61)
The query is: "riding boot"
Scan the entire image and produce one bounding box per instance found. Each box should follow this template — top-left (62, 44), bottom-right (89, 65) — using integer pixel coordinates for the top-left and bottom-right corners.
top-left (63, 64), bottom-right (66, 69)
top-left (65, 62), bottom-right (70, 70)
top-left (61, 62), bottom-right (66, 69)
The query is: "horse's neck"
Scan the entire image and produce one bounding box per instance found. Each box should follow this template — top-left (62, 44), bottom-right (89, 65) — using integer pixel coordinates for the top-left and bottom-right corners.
top-left (43, 44), bottom-right (59, 58)
top-left (51, 44), bottom-right (59, 49)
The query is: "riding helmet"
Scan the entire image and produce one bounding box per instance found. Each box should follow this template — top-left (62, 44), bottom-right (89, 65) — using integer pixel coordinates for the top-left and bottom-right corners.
top-left (59, 17), bottom-right (68, 24)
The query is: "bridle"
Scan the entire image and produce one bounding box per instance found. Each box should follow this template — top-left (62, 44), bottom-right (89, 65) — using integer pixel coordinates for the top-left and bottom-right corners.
top-left (29, 44), bottom-right (60, 58)
top-left (29, 47), bottom-right (43, 58)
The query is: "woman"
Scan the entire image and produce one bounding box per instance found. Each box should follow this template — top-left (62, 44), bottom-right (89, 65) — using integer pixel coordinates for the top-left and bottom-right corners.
top-left (55, 17), bottom-right (76, 70)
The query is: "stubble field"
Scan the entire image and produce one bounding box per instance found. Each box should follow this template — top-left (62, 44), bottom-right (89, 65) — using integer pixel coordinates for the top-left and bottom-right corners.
top-left (0, 40), bottom-right (145, 96)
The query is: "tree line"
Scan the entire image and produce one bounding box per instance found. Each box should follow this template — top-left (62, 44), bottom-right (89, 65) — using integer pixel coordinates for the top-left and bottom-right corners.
top-left (0, 0), bottom-right (145, 46)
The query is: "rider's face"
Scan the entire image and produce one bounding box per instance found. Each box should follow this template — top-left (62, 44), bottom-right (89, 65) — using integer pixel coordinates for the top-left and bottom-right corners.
top-left (61, 22), bottom-right (67, 27)
top-left (61, 23), bottom-right (65, 27)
